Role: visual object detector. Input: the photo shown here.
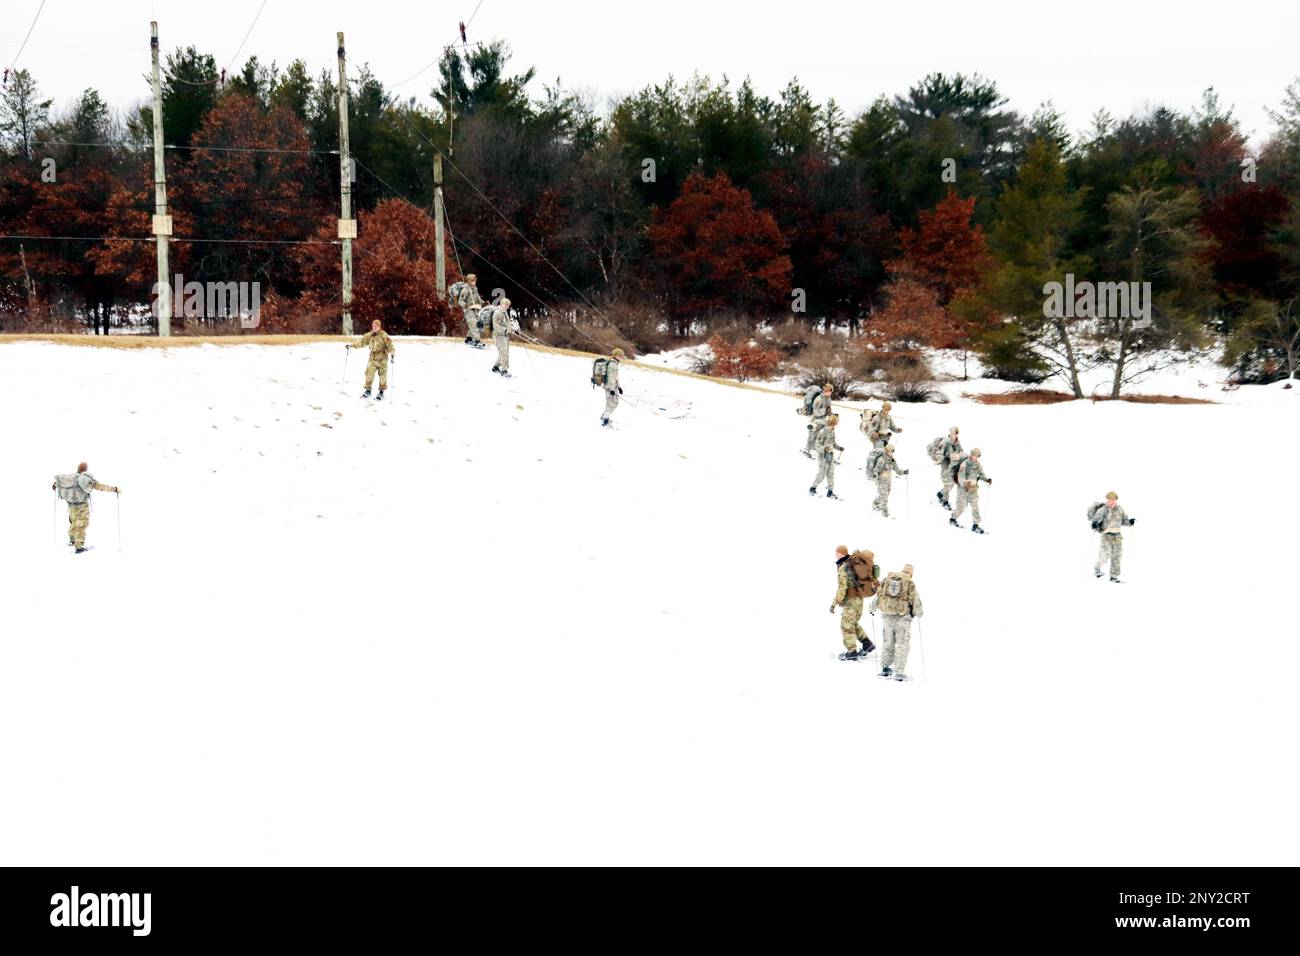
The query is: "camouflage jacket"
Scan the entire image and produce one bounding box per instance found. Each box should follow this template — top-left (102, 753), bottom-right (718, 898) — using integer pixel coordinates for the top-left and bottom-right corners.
top-left (489, 306), bottom-right (517, 335)
top-left (834, 558), bottom-right (853, 605)
top-left (941, 437), bottom-right (963, 464)
top-left (55, 472), bottom-right (114, 504)
top-left (871, 450), bottom-right (903, 479)
top-left (356, 330), bottom-right (394, 361)
top-left (1097, 504), bottom-right (1131, 534)
top-left (457, 283), bottom-right (483, 310)
top-left (873, 411), bottom-right (899, 435)
top-left (958, 456), bottom-right (987, 485)
top-left (811, 393), bottom-right (831, 420)
top-left (604, 358), bottom-right (620, 391)
top-left (813, 423), bottom-right (840, 458)
top-left (871, 573), bottom-right (923, 617)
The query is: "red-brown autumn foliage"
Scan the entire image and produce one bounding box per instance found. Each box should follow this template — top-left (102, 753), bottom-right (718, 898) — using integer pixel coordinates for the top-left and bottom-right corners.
top-left (870, 266), bottom-right (958, 352)
top-left (648, 171), bottom-right (792, 324)
top-left (893, 190), bottom-right (992, 306)
top-left (706, 333), bottom-right (782, 381)
top-left (260, 198), bottom-right (460, 335)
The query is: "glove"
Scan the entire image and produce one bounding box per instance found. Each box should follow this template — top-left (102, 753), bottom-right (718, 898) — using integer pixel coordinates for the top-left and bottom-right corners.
top-left (1127, 518), bottom-right (1136, 525)
top-left (1091, 521), bottom-right (1102, 531)
top-left (829, 604), bottom-right (837, 614)
top-left (836, 445), bottom-right (845, 452)
top-left (985, 477), bottom-right (993, 484)
top-left (618, 387), bottom-right (623, 395)
top-left (902, 469), bottom-right (910, 475)
top-left (391, 355), bottom-right (396, 362)
top-left (114, 487), bottom-right (121, 494)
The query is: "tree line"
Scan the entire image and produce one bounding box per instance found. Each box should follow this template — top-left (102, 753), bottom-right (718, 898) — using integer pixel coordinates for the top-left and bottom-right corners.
top-left (1, 41), bottom-right (1298, 391)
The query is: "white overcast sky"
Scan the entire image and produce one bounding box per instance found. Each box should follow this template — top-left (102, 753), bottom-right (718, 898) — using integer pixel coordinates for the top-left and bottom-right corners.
top-left (4, 0), bottom-right (1298, 146)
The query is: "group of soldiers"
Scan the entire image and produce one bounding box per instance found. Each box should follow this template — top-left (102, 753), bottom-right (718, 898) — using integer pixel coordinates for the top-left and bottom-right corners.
top-left (800, 384), bottom-right (910, 517)
top-left (928, 426), bottom-right (992, 534)
top-left (450, 274), bottom-right (517, 378)
top-left (830, 545), bottom-right (924, 679)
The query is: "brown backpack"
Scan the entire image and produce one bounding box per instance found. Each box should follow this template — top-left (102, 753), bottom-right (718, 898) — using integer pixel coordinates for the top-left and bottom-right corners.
top-left (847, 550), bottom-right (879, 598)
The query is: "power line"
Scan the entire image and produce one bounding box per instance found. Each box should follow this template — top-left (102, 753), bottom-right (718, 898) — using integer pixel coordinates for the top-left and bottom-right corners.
top-left (225, 0), bottom-right (271, 75)
top-left (36, 140), bottom-right (339, 156)
top-left (4, 0), bottom-right (46, 77)
top-left (0, 233), bottom-right (339, 246)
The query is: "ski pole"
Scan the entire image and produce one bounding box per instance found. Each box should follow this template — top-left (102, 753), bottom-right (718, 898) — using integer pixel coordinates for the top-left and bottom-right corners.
top-left (905, 474), bottom-right (911, 518)
top-left (52, 489), bottom-right (58, 548)
top-left (916, 619), bottom-right (927, 681)
top-left (340, 345), bottom-right (350, 388)
top-left (116, 491), bottom-right (122, 551)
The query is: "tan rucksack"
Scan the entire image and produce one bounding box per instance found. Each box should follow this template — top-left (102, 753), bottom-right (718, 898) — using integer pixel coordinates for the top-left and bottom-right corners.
top-left (876, 572), bottom-right (913, 614)
top-left (847, 549), bottom-right (879, 598)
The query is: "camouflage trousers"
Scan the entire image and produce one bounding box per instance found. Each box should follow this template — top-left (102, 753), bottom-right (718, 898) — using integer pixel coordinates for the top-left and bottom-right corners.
top-left (839, 596), bottom-right (867, 652)
top-left (463, 308), bottom-right (482, 342)
top-left (1096, 532), bottom-right (1123, 577)
top-left (805, 416), bottom-right (827, 454)
top-left (494, 333), bottom-right (510, 371)
top-left (939, 463), bottom-right (956, 500)
top-left (364, 357), bottom-right (389, 390)
top-left (873, 473), bottom-right (893, 515)
top-left (879, 613), bottom-right (912, 674)
top-left (603, 386), bottom-right (619, 420)
top-left (952, 484), bottom-right (981, 524)
top-left (67, 502), bottom-right (90, 548)
top-left (812, 453), bottom-right (835, 492)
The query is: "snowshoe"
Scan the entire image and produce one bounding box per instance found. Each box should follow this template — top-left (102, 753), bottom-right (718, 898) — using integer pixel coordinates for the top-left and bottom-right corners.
top-left (1110, 576), bottom-right (1122, 584)
top-left (1095, 568), bottom-right (1103, 578)
top-left (861, 639), bottom-right (876, 655)
top-left (826, 490), bottom-right (839, 499)
top-left (361, 388), bottom-right (371, 398)
top-left (74, 547), bottom-right (89, 555)
top-left (838, 650), bottom-right (860, 661)
top-left (878, 666), bottom-right (893, 679)
top-left (801, 450), bottom-right (813, 459)
top-left (499, 370), bottom-right (512, 379)
top-left (949, 516), bottom-right (959, 527)
top-left (490, 365), bottom-right (500, 373)
top-left (971, 524), bottom-right (985, 534)
top-left (808, 486), bottom-right (817, 496)
top-left (941, 497), bottom-right (952, 511)
top-left (893, 672), bottom-right (912, 682)
top-left (464, 336), bottom-right (472, 345)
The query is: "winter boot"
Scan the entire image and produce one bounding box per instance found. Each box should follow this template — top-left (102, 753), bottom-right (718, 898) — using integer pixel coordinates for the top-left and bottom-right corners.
top-left (941, 496), bottom-right (952, 511)
top-left (838, 649), bottom-right (860, 661)
top-left (826, 490), bottom-right (839, 499)
top-left (936, 491), bottom-right (945, 504)
top-left (861, 639), bottom-right (876, 655)
top-left (600, 417), bottom-right (610, 427)
top-left (491, 365), bottom-right (500, 373)
top-left (893, 672), bottom-right (912, 682)
top-left (808, 486), bottom-right (817, 496)
top-left (878, 666), bottom-right (893, 679)
top-left (1110, 576), bottom-right (1121, 583)
top-left (74, 547), bottom-right (89, 554)
top-left (971, 524), bottom-right (985, 534)
top-left (361, 388), bottom-right (371, 398)
top-left (376, 390), bottom-right (384, 401)
top-left (1095, 568), bottom-right (1103, 578)
top-left (464, 335), bottom-right (472, 345)
top-left (949, 516), bottom-right (959, 527)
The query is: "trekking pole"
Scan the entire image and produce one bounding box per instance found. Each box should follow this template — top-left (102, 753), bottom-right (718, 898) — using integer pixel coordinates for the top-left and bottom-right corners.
top-left (388, 355), bottom-right (396, 397)
top-left (905, 474), bottom-right (911, 518)
top-left (52, 489), bottom-right (59, 548)
top-left (917, 620), bottom-right (927, 681)
top-left (340, 346), bottom-right (350, 389)
top-left (116, 491), bottom-right (122, 552)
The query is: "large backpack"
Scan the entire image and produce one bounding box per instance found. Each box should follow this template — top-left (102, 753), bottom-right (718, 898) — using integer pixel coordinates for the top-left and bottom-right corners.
top-left (861, 409), bottom-right (878, 435)
top-left (592, 357), bottom-right (611, 387)
top-left (846, 549), bottom-right (879, 598)
top-left (476, 305), bottom-right (496, 330)
top-left (800, 386), bottom-right (819, 415)
top-left (950, 453), bottom-right (970, 487)
top-left (1087, 502), bottom-right (1106, 528)
top-left (926, 436), bottom-right (946, 463)
top-left (54, 473), bottom-right (88, 504)
top-left (866, 448), bottom-right (884, 478)
top-left (448, 280), bottom-right (467, 304)
top-left (877, 571), bottom-right (911, 614)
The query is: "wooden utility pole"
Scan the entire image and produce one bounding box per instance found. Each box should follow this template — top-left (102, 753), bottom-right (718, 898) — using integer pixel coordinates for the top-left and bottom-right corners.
top-left (149, 21), bottom-right (172, 337)
top-left (336, 32), bottom-right (355, 335)
top-left (434, 153), bottom-right (446, 298)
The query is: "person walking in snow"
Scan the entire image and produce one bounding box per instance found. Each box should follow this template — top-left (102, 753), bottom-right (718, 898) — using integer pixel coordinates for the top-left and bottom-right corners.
top-left (1089, 491), bottom-right (1136, 582)
top-left (597, 348), bottom-right (625, 427)
top-left (932, 425), bottom-right (962, 509)
top-left (949, 447), bottom-right (991, 533)
top-left (872, 563), bottom-right (923, 680)
top-left (831, 545), bottom-right (877, 661)
top-left (803, 383), bottom-right (833, 457)
top-left (809, 414), bottom-right (843, 499)
top-left (866, 401), bottom-right (902, 447)
top-left (488, 297), bottom-right (516, 377)
top-left (347, 318), bottom-right (395, 399)
top-left (869, 443), bottom-right (908, 517)
top-left (453, 273), bottom-right (485, 348)
top-left (52, 463), bottom-right (119, 554)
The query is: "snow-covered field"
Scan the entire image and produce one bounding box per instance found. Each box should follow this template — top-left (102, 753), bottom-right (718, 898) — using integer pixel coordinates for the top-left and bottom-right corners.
top-left (1, 338), bottom-right (1295, 865)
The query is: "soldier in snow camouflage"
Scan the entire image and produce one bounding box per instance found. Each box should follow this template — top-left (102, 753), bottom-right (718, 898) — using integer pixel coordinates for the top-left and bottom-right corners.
top-left (938, 426), bottom-right (962, 508)
top-left (804, 384), bottom-right (833, 456)
top-left (871, 563), bottom-right (923, 680)
top-left (348, 319), bottom-right (395, 397)
top-left (600, 349), bottom-right (624, 426)
top-left (830, 545), bottom-right (875, 658)
top-left (809, 414), bottom-right (842, 498)
top-left (457, 274), bottom-right (485, 346)
top-left (950, 448), bottom-right (991, 532)
top-left (52, 462), bottom-right (119, 553)
top-left (870, 443), bottom-right (908, 517)
top-left (488, 298), bottom-right (515, 375)
top-left (867, 401), bottom-right (902, 447)
top-left (1093, 491), bottom-right (1136, 581)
